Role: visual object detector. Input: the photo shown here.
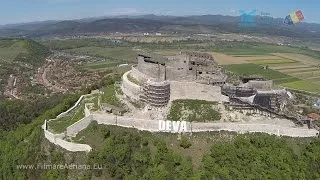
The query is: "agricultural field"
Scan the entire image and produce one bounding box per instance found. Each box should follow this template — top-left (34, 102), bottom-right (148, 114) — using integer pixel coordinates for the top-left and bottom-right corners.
top-left (213, 43), bottom-right (320, 59)
top-left (155, 49), bottom-right (181, 56)
top-left (247, 59), bottom-right (296, 65)
top-left (281, 80), bottom-right (320, 94)
top-left (223, 64), bottom-right (291, 80)
top-left (65, 47), bottom-right (137, 63)
top-left (210, 52), bottom-right (248, 64)
top-left (65, 46), bottom-right (136, 71)
top-left (81, 60), bottom-right (126, 70)
top-left (122, 36), bottom-right (186, 43)
top-left (216, 45), bottom-right (320, 94)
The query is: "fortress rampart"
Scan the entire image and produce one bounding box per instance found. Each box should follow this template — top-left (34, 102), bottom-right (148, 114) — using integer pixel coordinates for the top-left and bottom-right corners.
top-left (44, 113), bottom-right (319, 152)
top-left (121, 71), bottom-right (142, 101)
top-left (43, 90), bottom-right (319, 153)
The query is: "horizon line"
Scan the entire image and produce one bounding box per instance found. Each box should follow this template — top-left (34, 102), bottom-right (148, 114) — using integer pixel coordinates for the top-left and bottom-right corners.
top-left (0, 13), bottom-right (318, 26)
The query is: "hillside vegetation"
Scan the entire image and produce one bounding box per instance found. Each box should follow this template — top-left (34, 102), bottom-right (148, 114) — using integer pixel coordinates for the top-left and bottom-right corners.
top-left (0, 39), bottom-right (50, 65)
top-left (167, 100), bottom-right (221, 122)
top-left (70, 122), bottom-right (320, 180)
top-left (0, 39), bottom-right (51, 94)
top-left (0, 94), bottom-right (73, 131)
top-left (0, 93), bottom-right (81, 179)
top-left (14, 39), bottom-right (51, 66)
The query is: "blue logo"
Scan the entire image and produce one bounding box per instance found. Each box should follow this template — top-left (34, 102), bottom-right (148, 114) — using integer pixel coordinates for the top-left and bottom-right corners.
top-left (239, 9), bottom-right (256, 27)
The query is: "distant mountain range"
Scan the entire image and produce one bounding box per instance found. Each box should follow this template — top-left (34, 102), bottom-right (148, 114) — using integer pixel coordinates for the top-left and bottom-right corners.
top-left (0, 14), bottom-right (319, 40)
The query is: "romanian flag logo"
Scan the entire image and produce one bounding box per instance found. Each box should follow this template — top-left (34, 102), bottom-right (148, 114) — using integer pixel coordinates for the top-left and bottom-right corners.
top-left (284, 10), bottom-right (304, 25)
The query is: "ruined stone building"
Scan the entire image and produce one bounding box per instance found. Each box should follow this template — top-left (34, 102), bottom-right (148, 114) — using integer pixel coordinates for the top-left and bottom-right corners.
top-left (182, 51), bottom-right (227, 86)
top-left (136, 52), bottom-right (227, 85)
top-left (121, 51), bottom-right (227, 107)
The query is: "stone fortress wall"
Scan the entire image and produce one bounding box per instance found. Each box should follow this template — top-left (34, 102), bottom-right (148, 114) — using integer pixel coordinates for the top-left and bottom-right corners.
top-left (44, 111), bottom-right (319, 153)
top-left (131, 65), bottom-right (155, 82)
top-left (43, 91), bottom-right (319, 153)
top-left (66, 116), bottom-right (93, 137)
top-left (165, 54), bottom-right (196, 81)
top-left (73, 114), bottom-right (320, 138)
top-left (43, 119), bottom-right (92, 152)
top-left (170, 81), bottom-right (229, 102)
top-left (57, 95), bottom-right (85, 118)
top-left (42, 93), bottom-right (99, 153)
top-left (137, 55), bottom-right (166, 80)
top-left (84, 103), bottom-right (91, 117)
top-left (121, 71), bottom-right (142, 101)
top-left (43, 126), bottom-right (92, 152)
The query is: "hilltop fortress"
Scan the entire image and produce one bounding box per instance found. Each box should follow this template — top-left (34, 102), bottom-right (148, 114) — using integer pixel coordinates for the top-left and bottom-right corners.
top-left (121, 51), bottom-right (228, 107)
top-left (121, 51), bottom-right (318, 128)
top-left (43, 51), bottom-right (319, 153)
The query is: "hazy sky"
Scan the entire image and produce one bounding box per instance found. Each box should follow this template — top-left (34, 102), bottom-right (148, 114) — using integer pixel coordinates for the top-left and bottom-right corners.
top-left (1, 0), bottom-right (319, 24)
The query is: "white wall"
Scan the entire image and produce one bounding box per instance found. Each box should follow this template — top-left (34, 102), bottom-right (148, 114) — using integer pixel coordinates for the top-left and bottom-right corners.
top-left (43, 91), bottom-right (99, 152)
top-left (93, 114), bottom-right (159, 132)
top-left (84, 104), bottom-right (91, 117)
top-left (170, 81), bottom-right (229, 102)
top-left (57, 95), bottom-right (84, 118)
top-left (137, 58), bottom-right (165, 80)
top-left (57, 93), bottom-right (98, 118)
top-left (66, 116), bottom-right (93, 137)
top-left (44, 114), bottom-right (318, 153)
top-left (55, 138), bottom-right (92, 152)
top-left (93, 114), bottom-right (318, 137)
top-left (121, 71), bottom-right (142, 101)
top-left (132, 66), bottom-right (151, 82)
top-left (191, 122), bottom-right (319, 137)
top-left (44, 125), bottom-right (92, 152)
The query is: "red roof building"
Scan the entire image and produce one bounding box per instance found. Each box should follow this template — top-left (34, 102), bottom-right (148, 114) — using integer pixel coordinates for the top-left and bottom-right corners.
top-left (307, 113), bottom-right (320, 120)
